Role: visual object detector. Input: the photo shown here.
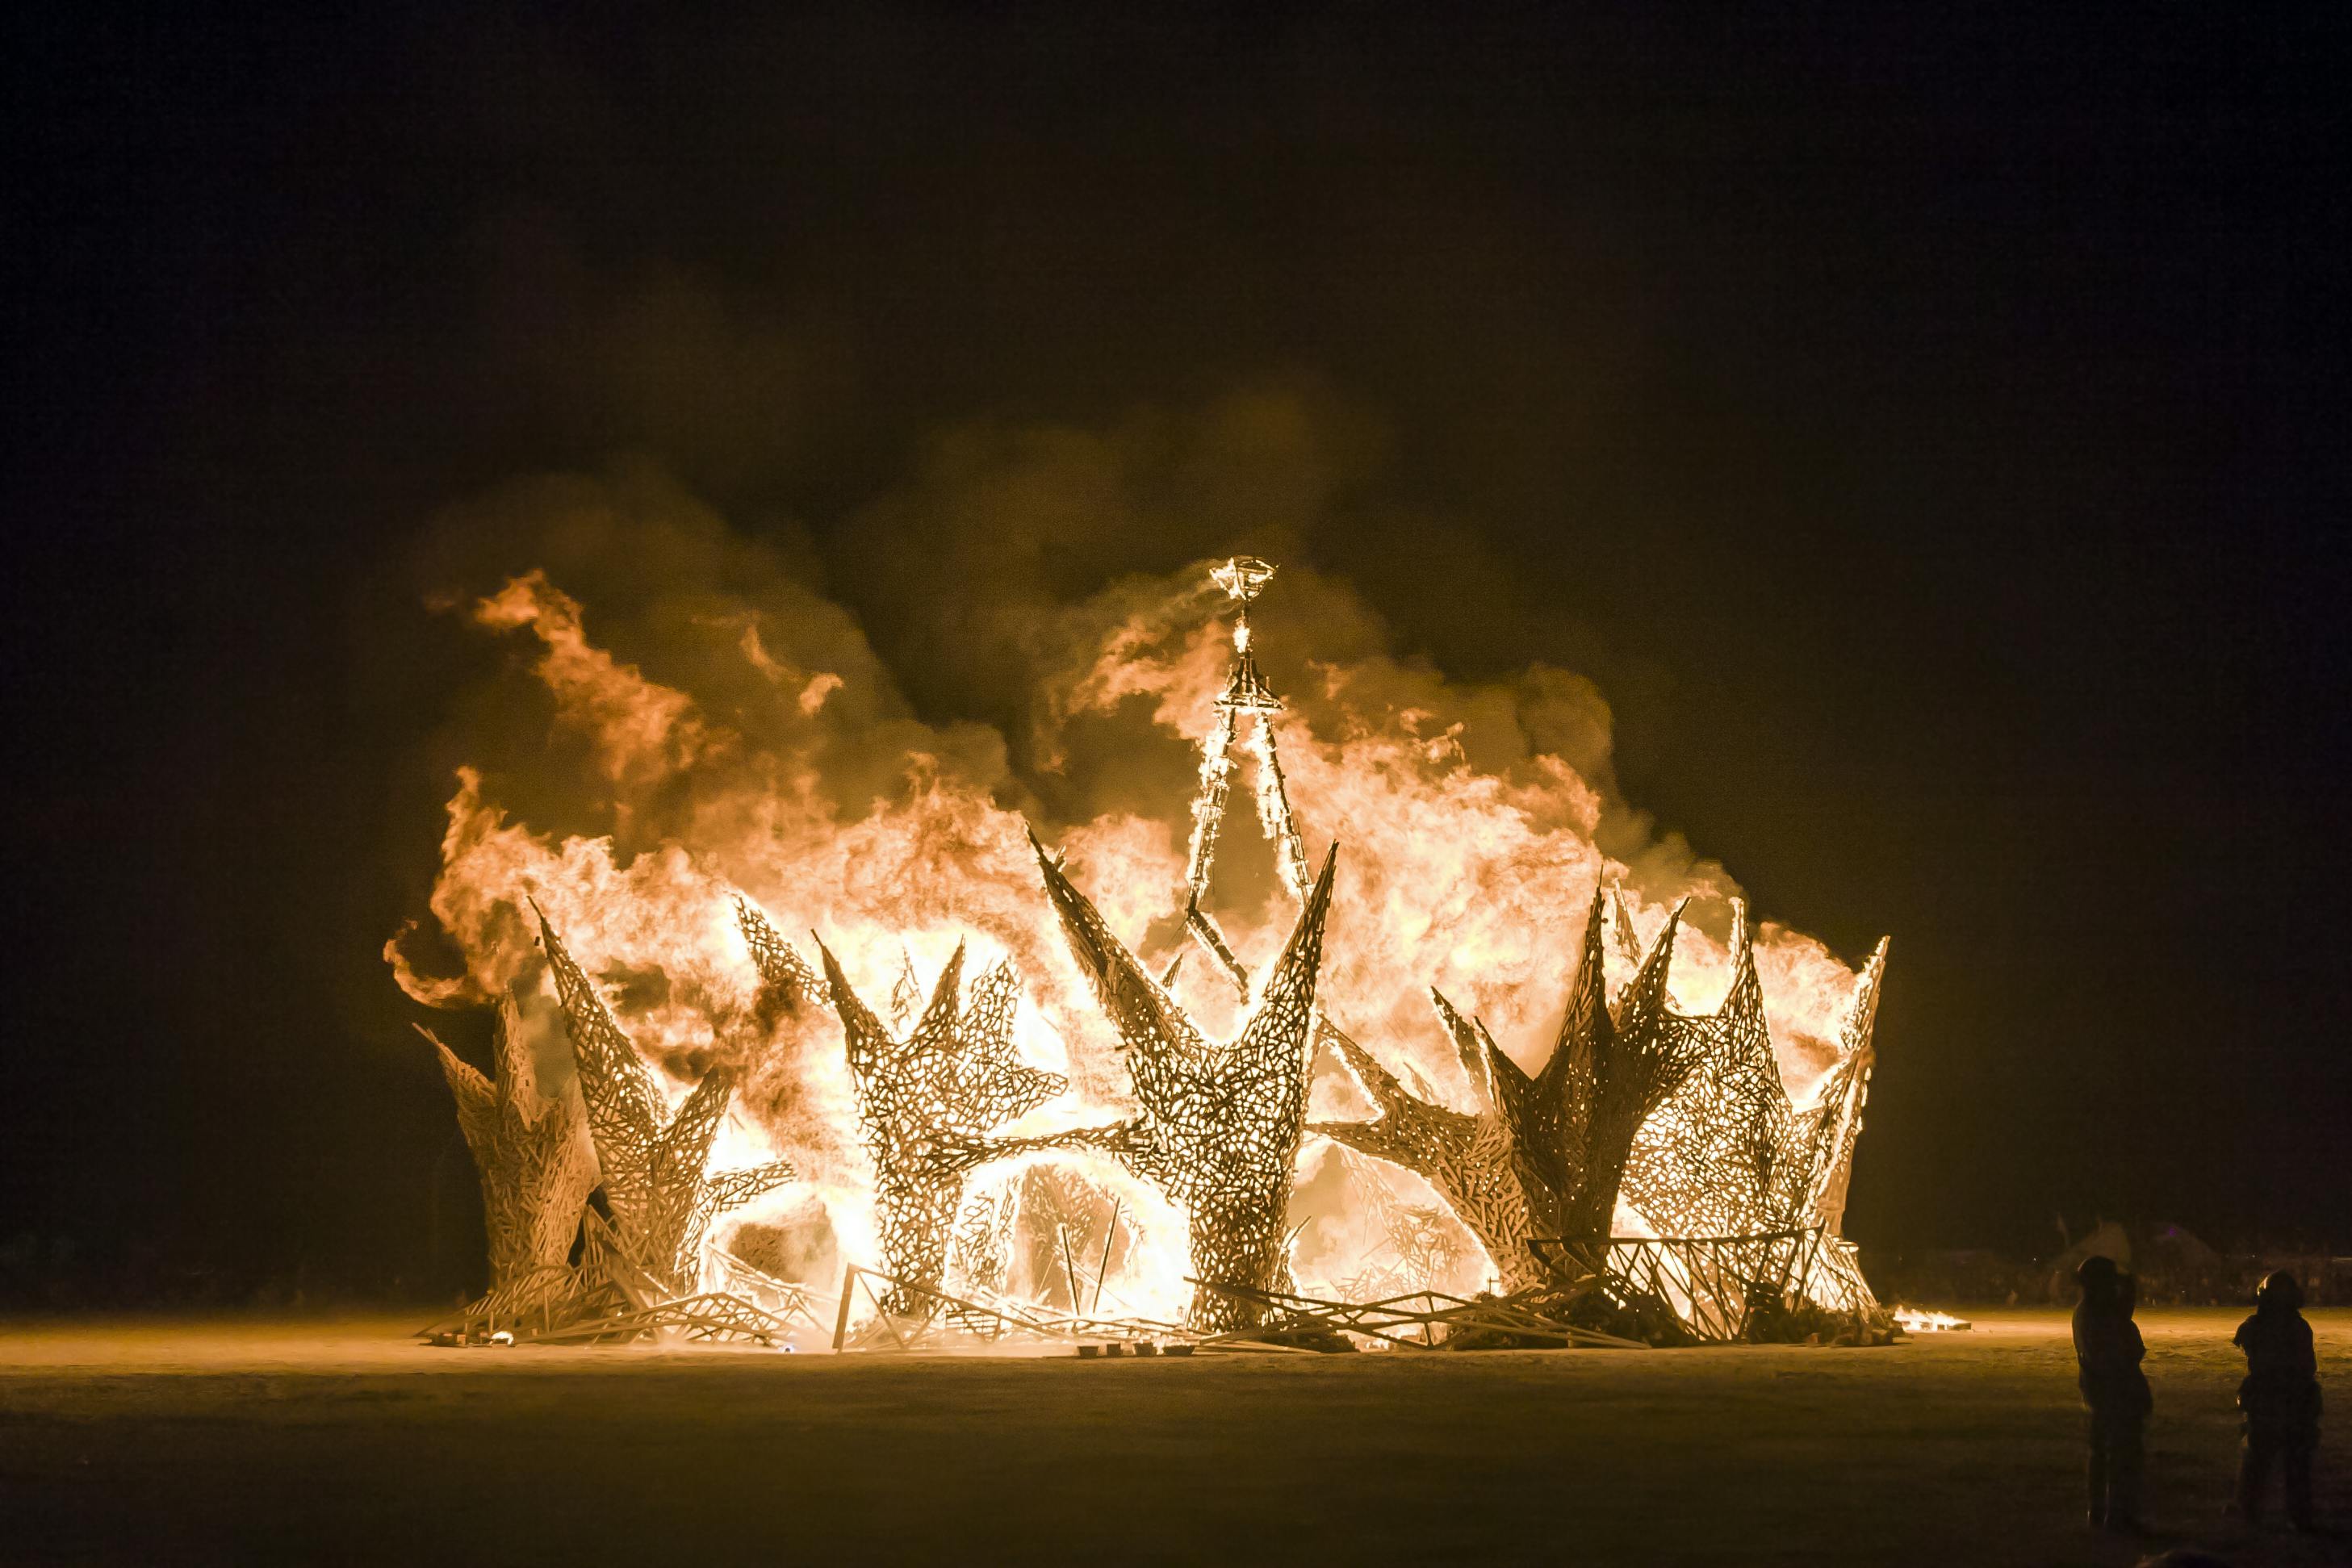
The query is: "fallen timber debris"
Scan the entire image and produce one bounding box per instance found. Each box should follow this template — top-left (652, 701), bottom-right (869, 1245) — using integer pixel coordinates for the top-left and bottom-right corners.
top-left (417, 1236), bottom-right (833, 1348)
top-left (709, 1247), bottom-right (837, 1340)
top-left (1530, 1227), bottom-right (1897, 1345)
top-left (1186, 1278), bottom-right (1650, 1352)
top-left (831, 1262), bottom-right (1182, 1353)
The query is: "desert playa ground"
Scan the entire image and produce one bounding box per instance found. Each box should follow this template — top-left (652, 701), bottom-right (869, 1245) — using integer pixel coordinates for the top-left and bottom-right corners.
top-left (1, 1307), bottom-right (2344, 1565)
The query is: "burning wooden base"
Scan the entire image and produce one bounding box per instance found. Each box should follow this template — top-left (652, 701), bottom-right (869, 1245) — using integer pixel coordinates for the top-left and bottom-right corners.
top-left (1529, 1227), bottom-right (1892, 1345)
top-left (417, 1243), bottom-right (832, 1349)
top-left (1188, 1277), bottom-right (1648, 1352)
top-left (829, 1262), bottom-right (1181, 1352)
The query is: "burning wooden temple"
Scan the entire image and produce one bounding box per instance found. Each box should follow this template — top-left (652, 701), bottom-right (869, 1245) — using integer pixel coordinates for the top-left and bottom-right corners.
top-left (415, 558), bottom-right (1890, 1351)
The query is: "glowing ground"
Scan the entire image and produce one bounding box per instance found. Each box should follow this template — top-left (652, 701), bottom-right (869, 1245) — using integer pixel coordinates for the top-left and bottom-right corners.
top-left (2, 1310), bottom-right (2343, 1564)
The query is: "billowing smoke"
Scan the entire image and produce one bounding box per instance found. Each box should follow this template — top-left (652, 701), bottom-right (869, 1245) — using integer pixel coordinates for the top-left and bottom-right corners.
top-left (387, 399), bottom-right (1868, 1304)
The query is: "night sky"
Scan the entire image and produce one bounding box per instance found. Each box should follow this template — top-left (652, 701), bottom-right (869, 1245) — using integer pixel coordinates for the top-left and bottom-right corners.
top-left (7, 4), bottom-right (2346, 1298)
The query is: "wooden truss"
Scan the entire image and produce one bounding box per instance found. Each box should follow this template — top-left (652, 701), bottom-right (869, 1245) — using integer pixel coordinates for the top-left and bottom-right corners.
top-left (538, 908), bottom-right (795, 1294)
top-left (522, 1290), bottom-right (797, 1347)
top-left (1312, 889), bottom-right (1704, 1290)
top-left (1178, 556), bottom-right (1313, 999)
top-left (1029, 830), bottom-right (1337, 1332)
top-left (416, 994), bottom-right (596, 1292)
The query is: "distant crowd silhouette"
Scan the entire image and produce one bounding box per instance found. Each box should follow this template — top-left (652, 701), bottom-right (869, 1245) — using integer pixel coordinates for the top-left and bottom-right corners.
top-left (2072, 1255), bottom-right (2323, 1540)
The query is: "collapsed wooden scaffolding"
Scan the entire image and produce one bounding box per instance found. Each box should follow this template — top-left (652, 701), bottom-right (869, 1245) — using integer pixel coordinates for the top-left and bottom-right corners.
top-left (421, 1210), bottom-right (828, 1348)
top-left (1190, 1225), bottom-right (1860, 1351)
top-left (828, 1263), bottom-right (1180, 1352)
top-left (1190, 1277), bottom-right (1647, 1352)
top-left (1527, 1227), bottom-right (1830, 1343)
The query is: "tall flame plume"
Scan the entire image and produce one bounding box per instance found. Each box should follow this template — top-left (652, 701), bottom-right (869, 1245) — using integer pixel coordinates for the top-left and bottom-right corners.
top-left (393, 531), bottom-right (1879, 1321)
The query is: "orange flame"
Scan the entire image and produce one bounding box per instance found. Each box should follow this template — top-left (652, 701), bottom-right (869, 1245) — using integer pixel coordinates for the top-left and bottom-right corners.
top-left (392, 559), bottom-right (1873, 1310)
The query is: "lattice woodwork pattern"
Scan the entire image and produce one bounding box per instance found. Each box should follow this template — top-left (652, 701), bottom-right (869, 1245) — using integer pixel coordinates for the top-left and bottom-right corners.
top-left (1806, 1236), bottom-right (1877, 1315)
top-left (1784, 936), bottom-right (1888, 1238)
top-left (1313, 1021), bottom-right (1534, 1286)
top-left (735, 895), bottom-right (821, 1023)
top-left (1531, 1227), bottom-right (1831, 1343)
top-left (1326, 1149), bottom-right (1470, 1301)
top-left (1608, 883), bottom-right (1645, 970)
top-left (1001, 1162), bottom-right (1132, 1308)
top-left (886, 948), bottom-right (923, 1030)
top-left (948, 1180), bottom-right (1020, 1297)
top-left (1031, 830), bottom-right (1337, 1332)
top-left (1312, 890), bottom-right (1704, 1287)
top-left (1617, 924), bottom-right (1889, 1318)
top-left (1621, 914), bottom-right (1891, 1295)
top-left (1620, 902), bottom-right (1797, 1239)
top-left (538, 909), bottom-right (795, 1294)
top-left (417, 995), bottom-right (596, 1292)
top-left (804, 926), bottom-right (1066, 1315)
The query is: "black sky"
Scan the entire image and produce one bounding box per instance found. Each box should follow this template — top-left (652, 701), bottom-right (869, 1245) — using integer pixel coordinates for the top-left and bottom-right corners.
top-left (6, 2), bottom-right (2348, 1296)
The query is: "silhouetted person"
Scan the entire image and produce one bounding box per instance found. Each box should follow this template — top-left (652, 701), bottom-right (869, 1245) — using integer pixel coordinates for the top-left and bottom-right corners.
top-left (2074, 1254), bottom-right (2151, 1532)
top-left (2232, 1269), bottom-right (2321, 1532)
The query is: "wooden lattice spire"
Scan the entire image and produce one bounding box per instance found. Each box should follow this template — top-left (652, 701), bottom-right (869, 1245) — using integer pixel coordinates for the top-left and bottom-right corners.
top-left (1312, 889), bottom-right (1705, 1286)
top-left (1619, 901), bottom-right (1797, 1239)
top-left (1608, 914), bottom-right (1890, 1318)
top-left (416, 994), bottom-right (596, 1294)
top-left (795, 915), bottom-right (1067, 1315)
top-left (1030, 829), bottom-right (1337, 1332)
top-left (734, 894), bottom-right (822, 1023)
top-left (1785, 936), bottom-right (1888, 1236)
top-left (537, 909), bottom-right (795, 1294)
top-left (1312, 1015), bottom-right (1533, 1285)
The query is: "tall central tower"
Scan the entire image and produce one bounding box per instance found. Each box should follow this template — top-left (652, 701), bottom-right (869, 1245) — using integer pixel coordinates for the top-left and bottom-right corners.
top-left (1179, 557), bottom-right (1313, 997)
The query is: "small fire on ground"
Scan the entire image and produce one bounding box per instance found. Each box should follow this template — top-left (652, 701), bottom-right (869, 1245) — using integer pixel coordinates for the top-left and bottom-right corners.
top-left (1893, 1307), bottom-right (1971, 1333)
